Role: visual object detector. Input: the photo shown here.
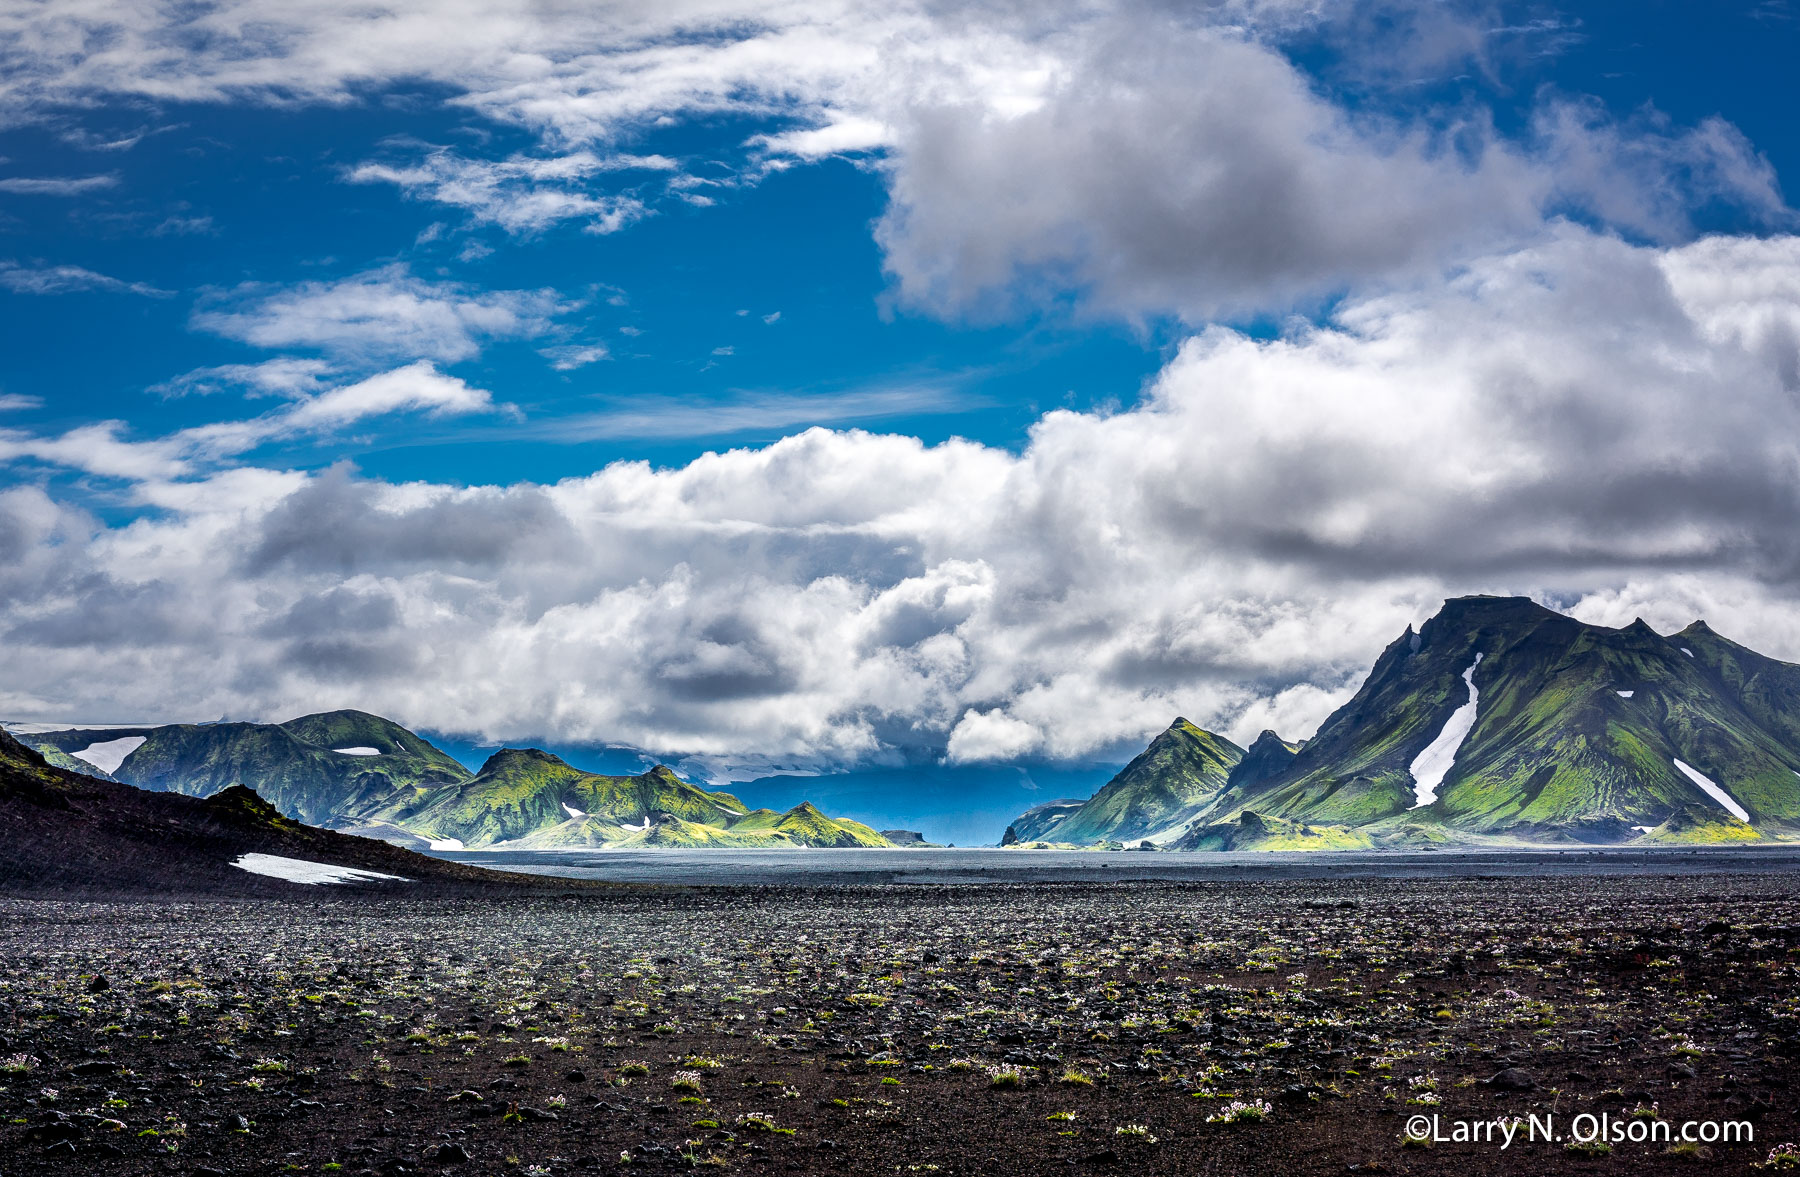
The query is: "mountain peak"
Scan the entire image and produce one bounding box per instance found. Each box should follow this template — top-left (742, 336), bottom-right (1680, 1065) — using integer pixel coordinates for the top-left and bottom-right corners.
top-left (477, 746), bottom-right (572, 774)
top-left (1430, 595), bottom-right (1556, 624)
top-left (642, 765), bottom-right (683, 783)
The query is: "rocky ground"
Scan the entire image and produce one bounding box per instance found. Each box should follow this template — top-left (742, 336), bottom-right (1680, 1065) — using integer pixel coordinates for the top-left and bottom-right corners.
top-left (2, 876), bottom-right (1798, 1176)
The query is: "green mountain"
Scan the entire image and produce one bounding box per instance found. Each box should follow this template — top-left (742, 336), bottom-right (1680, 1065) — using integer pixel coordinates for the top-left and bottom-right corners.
top-left (1025, 597), bottom-right (1800, 849)
top-left (26, 710), bottom-right (472, 825)
top-left (1000, 798), bottom-right (1086, 845)
top-left (366, 747), bottom-right (890, 848)
top-left (1180, 810), bottom-right (1373, 852)
top-left (0, 726), bottom-right (537, 896)
top-left (1228, 730), bottom-right (1302, 791)
top-left (1193, 596), bottom-right (1800, 844)
top-left (1002, 719), bottom-right (1243, 846)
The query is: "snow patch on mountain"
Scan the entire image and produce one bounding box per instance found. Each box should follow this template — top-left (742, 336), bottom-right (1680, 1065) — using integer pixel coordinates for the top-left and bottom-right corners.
top-left (1408, 653), bottom-right (1484, 809)
top-left (1671, 759), bottom-right (1749, 822)
top-left (231, 853), bottom-right (410, 885)
top-left (1616, 690), bottom-right (1634, 698)
top-left (562, 802), bottom-right (586, 820)
top-left (427, 837), bottom-right (464, 851)
top-left (333, 746), bottom-right (381, 756)
top-left (71, 736), bottom-right (146, 774)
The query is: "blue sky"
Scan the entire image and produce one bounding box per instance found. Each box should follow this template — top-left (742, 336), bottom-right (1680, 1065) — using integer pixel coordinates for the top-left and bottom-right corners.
top-left (6, 1), bottom-right (1793, 485)
top-left (4, 0), bottom-right (1800, 839)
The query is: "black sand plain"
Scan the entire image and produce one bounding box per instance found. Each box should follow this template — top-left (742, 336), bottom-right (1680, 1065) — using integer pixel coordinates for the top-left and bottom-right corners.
top-left (3, 866), bottom-right (1799, 1176)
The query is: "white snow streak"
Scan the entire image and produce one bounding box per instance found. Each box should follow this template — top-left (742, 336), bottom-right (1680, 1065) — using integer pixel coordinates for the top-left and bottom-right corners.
top-left (71, 736), bottom-right (145, 774)
top-left (562, 802), bottom-right (586, 820)
top-left (1670, 759), bottom-right (1750, 822)
top-left (1681, 648), bottom-right (1694, 658)
top-left (230, 853), bottom-right (410, 885)
top-left (1408, 653), bottom-right (1484, 809)
top-left (428, 837), bottom-right (464, 850)
top-left (333, 746), bottom-right (381, 755)
top-left (1616, 690), bottom-right (1635, 698)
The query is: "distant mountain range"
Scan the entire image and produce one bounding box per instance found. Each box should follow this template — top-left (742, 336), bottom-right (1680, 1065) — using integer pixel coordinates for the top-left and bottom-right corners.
top-left (17, 595), bottom-right (1800, 857)
top-left (1005, 596), bottom-right (1800, 849)
top-left (21, 710), bottom-right (901, 850)
top-left (0, 727), bottom-right (540, 895)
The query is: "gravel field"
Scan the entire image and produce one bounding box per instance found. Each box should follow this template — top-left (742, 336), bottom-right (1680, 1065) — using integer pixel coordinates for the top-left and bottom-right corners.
top-left (3, 875), bottom-right (1798, 1175)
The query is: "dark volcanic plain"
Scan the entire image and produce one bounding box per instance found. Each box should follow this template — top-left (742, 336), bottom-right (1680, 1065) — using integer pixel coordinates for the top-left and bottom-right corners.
top-left (3, 876), bottom-right (1798, 1176)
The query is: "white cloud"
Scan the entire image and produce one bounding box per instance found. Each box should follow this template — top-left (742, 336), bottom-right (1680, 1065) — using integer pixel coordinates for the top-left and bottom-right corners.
top-left (539, 343), bottom-right (610, 370)
top-left (0, 362), bottom-right (507, 482)
top-left (753, 113), bottom-right (889, 158)
top-left (5, 229), bottom-right (1800, 772)
top-left (0, 174), bottom-right (117, 194)
top-left (192, 264), bottom-right (572, 362)
top-left (870, 25), bottom-right (1788, 322)
top-left (0, 394), bottom-right (43, 411)
top-left (348, 149), bottom-right (664, 234)
top-left (153, 357), bottom-right (338, 399)
top-left (946, 708), bottom-right (1040, 763)
top-left (0, 261), bottom-right (169, 296)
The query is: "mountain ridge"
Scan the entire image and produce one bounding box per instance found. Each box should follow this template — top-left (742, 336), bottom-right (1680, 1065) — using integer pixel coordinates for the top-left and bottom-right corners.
top-left (1010, 596), bottom-right (1800, 849)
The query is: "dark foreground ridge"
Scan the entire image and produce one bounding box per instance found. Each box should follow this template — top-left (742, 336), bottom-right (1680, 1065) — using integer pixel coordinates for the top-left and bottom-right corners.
top-left (2, 876), bottom-right (1796, 1175)
top-left (0, 728), bottom-right (597, 897)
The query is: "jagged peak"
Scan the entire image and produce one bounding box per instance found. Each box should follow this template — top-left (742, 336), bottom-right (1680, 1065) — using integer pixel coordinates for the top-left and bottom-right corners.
top-left (641, 764), bottom-right (683, 783)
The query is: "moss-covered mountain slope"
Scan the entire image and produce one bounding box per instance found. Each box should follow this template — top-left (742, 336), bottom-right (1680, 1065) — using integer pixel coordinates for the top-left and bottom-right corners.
top-left (27, 710), bottom-right (472, 825)
top-left (366, 747), bottom-right (890, 848)
top-left (1006, 719), bottom-right (1242, 846)
top-left (0, 727), bottom-right (557, 895)
top-left (1205, 596), bottom-right (1800, 843)
top-left (1020, 596), bottom-right (1800, 848)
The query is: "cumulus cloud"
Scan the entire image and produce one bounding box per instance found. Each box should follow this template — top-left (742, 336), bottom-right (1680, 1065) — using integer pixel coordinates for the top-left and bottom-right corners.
top-left (5, 229), bottom-right (1800, 774)
top-left (871, 26), bottom-right (1789, 321)
top-left (192, 265), bottom-right (573, 363)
